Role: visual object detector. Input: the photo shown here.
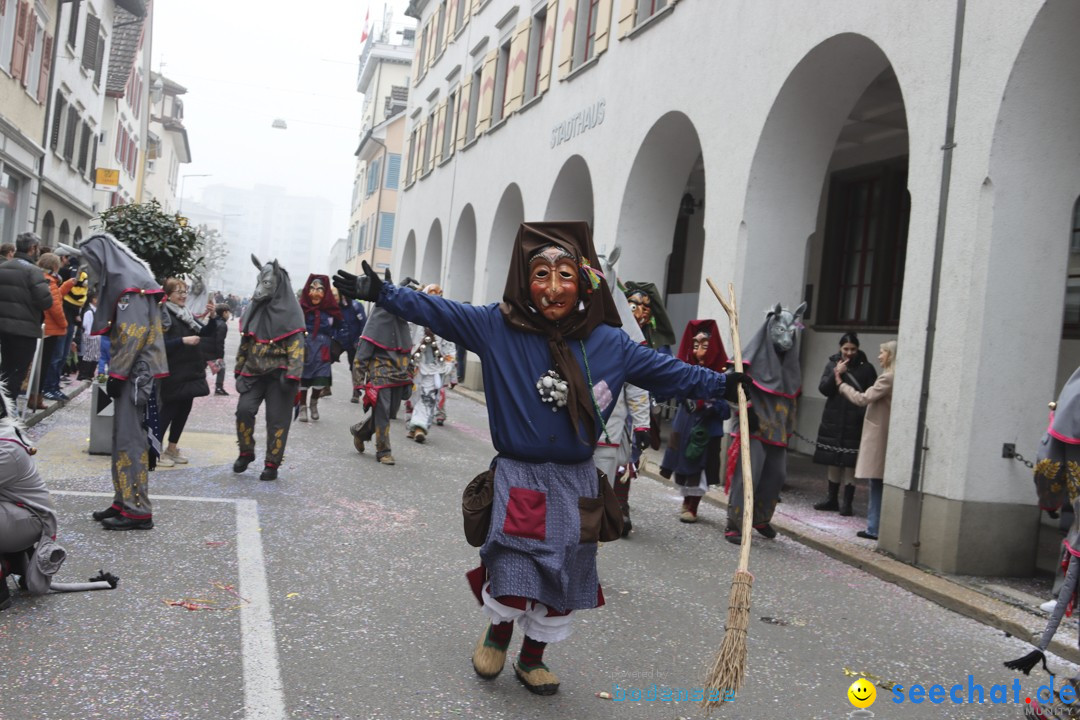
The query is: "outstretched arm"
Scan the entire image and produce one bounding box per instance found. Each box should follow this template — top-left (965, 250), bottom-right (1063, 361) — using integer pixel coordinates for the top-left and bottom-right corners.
top-left (377, 283), bottom-right (496, 353)
top-left (623, 333), bottom-right (734, 402)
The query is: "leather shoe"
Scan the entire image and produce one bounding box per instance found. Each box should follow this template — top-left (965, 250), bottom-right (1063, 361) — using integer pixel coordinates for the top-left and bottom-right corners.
top-left (856, 530), bottom-right (879, 540)
top-left (102, 515), bottom-right (154, 531)
top-left (92, 506), bottom-right (120, 522)
top-left (259, 466), bottom-right (278, 481)
top-left (753, 523), bottom-right (778, 539)
top-left (233, 455), bottom-right (255, 473)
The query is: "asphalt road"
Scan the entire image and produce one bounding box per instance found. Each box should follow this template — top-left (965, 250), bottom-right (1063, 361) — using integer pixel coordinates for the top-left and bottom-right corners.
top-left (2, 358), bottom-right (1076, 720)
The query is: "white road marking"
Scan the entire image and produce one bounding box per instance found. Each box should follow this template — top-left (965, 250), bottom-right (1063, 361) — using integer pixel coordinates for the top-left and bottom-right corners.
top-left (53, 490), bottom-right (287, 719)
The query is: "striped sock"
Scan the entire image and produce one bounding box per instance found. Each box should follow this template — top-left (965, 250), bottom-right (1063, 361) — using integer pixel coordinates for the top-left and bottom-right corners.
top-left (518, 636), bottom-right (547, 669)
top-left (486, 621), bottom-right (513, 650)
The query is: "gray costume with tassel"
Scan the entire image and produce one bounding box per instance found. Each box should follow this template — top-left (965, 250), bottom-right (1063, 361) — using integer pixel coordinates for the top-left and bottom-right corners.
top-left (79, 234), bottom-right (168, 522)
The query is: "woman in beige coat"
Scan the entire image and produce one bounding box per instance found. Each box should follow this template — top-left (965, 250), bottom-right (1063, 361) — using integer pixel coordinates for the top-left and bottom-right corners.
top-left (835, 340), bottom-right (896, 540)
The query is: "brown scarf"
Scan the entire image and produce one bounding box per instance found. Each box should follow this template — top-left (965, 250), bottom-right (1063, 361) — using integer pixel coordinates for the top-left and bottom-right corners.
top-left (498, 222), bottom-right (622, 443)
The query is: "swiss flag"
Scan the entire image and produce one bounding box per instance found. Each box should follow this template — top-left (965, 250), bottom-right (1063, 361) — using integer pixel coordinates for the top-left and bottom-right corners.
top-left (360, 7), bottom-right (370, 42)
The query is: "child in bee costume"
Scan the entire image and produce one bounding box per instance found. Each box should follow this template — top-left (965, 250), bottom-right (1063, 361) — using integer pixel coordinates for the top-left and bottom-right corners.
top-left (406, 285), bottom-right (457, 443)
top-left (1005, 366), bottom-right (1080, 719)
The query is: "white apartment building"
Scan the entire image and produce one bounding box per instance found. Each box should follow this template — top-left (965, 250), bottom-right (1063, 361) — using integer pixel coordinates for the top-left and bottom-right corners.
top-left (93, 0), bottom-right (150, 211)
top-left (344, 21), bottom-right (414, 276)
top-left (395, 0), bottom-right (1080, 577)
top-left (142, 72), bottom-right (190, 213)
top-left (0, 0), bottom-right (58, 246)
top-left (37, 0), bottom-right (145, 245)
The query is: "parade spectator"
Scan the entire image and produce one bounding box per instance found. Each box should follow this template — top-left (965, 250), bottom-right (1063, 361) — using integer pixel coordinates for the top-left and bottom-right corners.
top-left (812, 333), bottom-right (878, 515)
top-left (835, 340), bottom-right (896, 541)
top-left (208, 304), bottom-right (231, 395)
top-left (158, 278), bottom-right (218, 467)
top-left (77, 294), bottom-right (100, 381)
top-left (0, 243), bottom-right (14, 260)
top-left (59, 264), bottom-right (88, 377)
top-left (36, 253), bottom-right (75, 403)
top-left (0, 233), bottom-right (52, 410)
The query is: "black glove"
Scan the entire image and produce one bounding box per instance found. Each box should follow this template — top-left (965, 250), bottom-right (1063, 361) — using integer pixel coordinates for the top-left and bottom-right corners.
top-left (745, 406), bottom-right (760, 434)
top-left (634, 429), bottom-right (651, 451)
top-left (334, 261), bottom-right (391, 302)
top-left (400, 276), bottom-right (420, 290)
top-left (723, 371), bottom-right (752, 402)
top-left (106, 377), bottom-right (124, 399)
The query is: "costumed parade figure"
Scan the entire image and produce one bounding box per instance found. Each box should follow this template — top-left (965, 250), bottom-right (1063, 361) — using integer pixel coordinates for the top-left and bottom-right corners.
top-left (78, 233), bottom-right (168, 530)
top-left (233, 256), bottom-right (305, 482)
top-left (0, 366), bottom-right (119, 606)
top-left (593, 248), bottom-right (650, 536)
top-left (297, 275), bottom-right (341, 423)
top-left (659, 320), bottom-right (735, 524)
top-left (725, 302), bottom-right (805, 544)
top-left (407, 284), bottom-right (457, 443)
top-left (333, 221), bottom-right (750, 696)
top-left (350, 302), bottom-right (412, 465)
top-left (623, 281), bottom-right (676, 354)
top-left (1005, 367), bottom-right (1080, 719)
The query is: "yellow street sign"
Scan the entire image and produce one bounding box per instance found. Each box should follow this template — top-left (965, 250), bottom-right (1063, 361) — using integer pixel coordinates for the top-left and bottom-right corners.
top-left (95, 168), bottom-right (120, 187)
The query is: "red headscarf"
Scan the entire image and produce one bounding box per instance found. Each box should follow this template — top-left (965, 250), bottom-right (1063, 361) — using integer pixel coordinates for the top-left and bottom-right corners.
top-left (300, 274), bottom-right (342, 334)
top-left (676, 319), bottom-right (729, 372)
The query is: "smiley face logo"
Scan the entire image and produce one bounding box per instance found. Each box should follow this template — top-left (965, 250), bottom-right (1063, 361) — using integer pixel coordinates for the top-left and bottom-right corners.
top-left (848, 678), bottom-right (876, 708)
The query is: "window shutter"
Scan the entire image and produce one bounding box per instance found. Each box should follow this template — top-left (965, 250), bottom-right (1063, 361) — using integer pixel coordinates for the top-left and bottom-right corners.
top-left (378, 212), bottom-right (395, 248)
top-left (557, 0), bottom-right (575, 80)
top-left (50, 93), bottom-right (64, 150)
top-left (456, 74), bottom-right (472, 150)
top-left (446, 0), bottom-right (458, 39)
top-left (594, 0), bottom-right (613, 56)
top-left (89, 135), bottom-right (98, 181)
top-left (475, 49), bottom-right (497, 135)
top-left (37, 31), bottom-right (51, 104)
top-left (617, 0), bottom-right (635, 38)
top-left (415, 123), bottom-right (426, 180)
top-left (10, 1), bottom-right (28, 82)
top-left (81, 14), bottom-right (99, 71)
top-left (438, 3), bottom-right (450, 54)
top-left (504, 18), bottom-right (531, 115)
top-left (410, 42), bottom-right (422, 86)
top-left (538, 0), bottom-right (558, 94)
top-left (93, 32), bottom-right (104, 85)
top-left (67, 0), bottom-right (80, 48)
top-left (63, 109), bottom-right (78, 163)
top-left (427, 19), bottom-right (438, 70)
top-left (386, 154), bottom-right (401, 190)
top-left (471, 0), bottom-right (481, 16)
top-left (432, 100), bottom-right (447, 165)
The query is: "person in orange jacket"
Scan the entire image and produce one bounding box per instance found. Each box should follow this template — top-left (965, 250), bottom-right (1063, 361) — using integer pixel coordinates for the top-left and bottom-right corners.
top-left (36, 253), bottom-right (75, 403)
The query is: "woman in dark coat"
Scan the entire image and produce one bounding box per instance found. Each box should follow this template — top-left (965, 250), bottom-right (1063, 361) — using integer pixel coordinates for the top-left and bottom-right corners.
top-left (158, 278), bottom-right (218, 467)
top-left (812, 332), bottom-right (878, 515)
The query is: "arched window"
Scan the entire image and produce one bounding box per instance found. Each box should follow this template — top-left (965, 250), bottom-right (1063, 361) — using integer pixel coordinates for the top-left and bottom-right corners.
top-left (58, 219), bottom-right (70, 246)
top-left (73, 227), bottom-right (82, 244)
top-left (41, 211), bottom-right (55, 245)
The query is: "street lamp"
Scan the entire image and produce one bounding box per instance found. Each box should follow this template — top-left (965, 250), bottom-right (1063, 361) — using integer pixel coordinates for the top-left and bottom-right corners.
top-left (179, 173), bottom-right (212, 213)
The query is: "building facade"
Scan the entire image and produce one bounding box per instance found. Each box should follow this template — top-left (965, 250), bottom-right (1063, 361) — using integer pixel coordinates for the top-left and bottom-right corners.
top-left (0, 0), bottom-right (58, 246)
top-left (394, 0), bottom-right (1080, 576)
top-left (344, 23), bottom-right (413, 276)
top-left (142, 72), bottom-right (190, 213)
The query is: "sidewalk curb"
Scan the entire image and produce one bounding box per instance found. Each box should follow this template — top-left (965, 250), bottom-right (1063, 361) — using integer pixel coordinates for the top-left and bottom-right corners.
top-left (451, 385), bottom-right (1077, 665)
top-left (24, 380), bottom-right (91, 428)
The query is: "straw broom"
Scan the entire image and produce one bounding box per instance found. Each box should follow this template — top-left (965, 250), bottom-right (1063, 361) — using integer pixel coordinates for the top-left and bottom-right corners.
top-left (702, 278), bottom-right (754, 712)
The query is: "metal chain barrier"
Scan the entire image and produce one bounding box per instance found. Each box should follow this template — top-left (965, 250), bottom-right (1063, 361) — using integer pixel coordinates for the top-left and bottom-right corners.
top-left (1011, 452), bottom-right (1035, 470)
top-left (790, 430), bottom-right (860, 455)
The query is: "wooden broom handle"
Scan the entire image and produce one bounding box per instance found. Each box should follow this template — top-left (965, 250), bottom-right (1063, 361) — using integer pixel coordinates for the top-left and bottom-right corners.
top-left (706, 278), bottom-right (754, 573)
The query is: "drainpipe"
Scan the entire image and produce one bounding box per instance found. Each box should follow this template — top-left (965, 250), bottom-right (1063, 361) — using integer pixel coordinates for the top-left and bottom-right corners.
top-left (899, 0), bottom-right (967, 564)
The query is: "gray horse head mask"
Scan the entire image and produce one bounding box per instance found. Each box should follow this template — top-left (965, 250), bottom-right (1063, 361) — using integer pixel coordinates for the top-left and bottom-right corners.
top-left (250, 254), bottom-right (282, 303)
top-left (767, 302), bottom-right (807, 354)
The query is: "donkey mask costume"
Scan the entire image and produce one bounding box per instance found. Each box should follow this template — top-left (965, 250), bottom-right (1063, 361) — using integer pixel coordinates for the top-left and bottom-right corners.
top-left (233, 256), bottom-right (305, 482)
top-left (1005, 366), bottom-right (1080, 719)
top-left (78, 233), bottom-right (168, 530)
top-left (726, 302), bottom-right (805, 543)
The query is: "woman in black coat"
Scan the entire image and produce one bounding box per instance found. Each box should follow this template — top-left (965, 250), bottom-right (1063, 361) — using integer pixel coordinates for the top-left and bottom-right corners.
top-left (158, 278), bottom-right (218, 467)
top-left (812, 332), bottom-right (878, 515)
